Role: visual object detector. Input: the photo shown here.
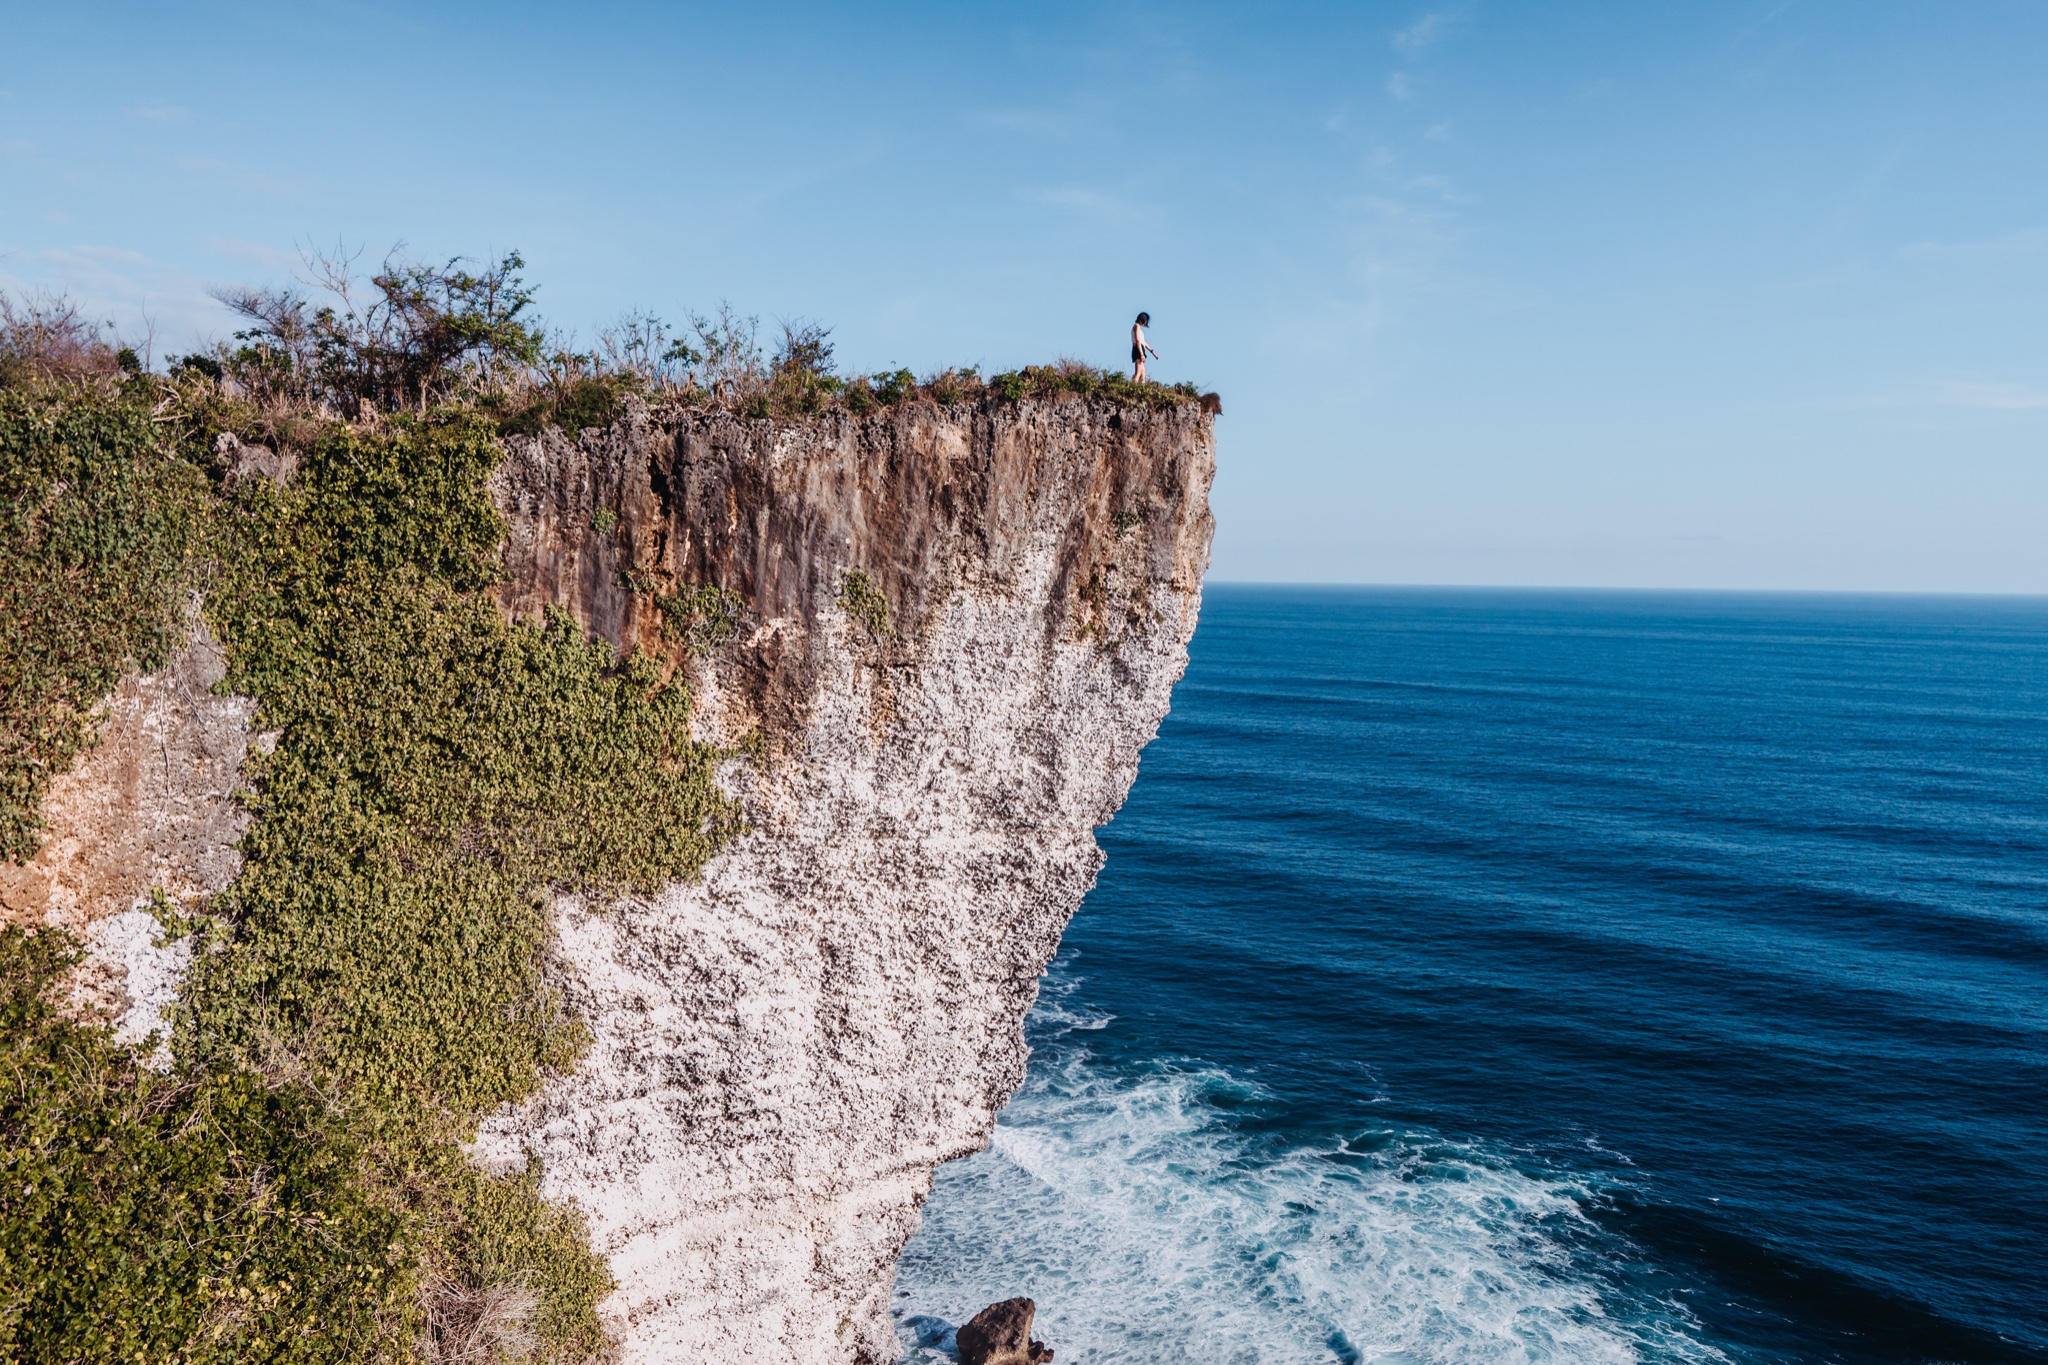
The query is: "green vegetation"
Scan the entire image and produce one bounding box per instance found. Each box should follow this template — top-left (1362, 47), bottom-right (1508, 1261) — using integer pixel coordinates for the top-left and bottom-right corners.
top-left (212, 250), bottom-right (546, 415)
top-left (837, 571), bottom-right (891, 640)
top-left (649, 581), bottom-right (748, 655)
top-left (193, 252), bottom-right (1205, 426)
top-left (0, 387), bottom-right (209, 861)
top-left (0, 925), bottom-right (412, 1362)
top-left (987, 361), bottom-right (1202, 410)
top-left (191, 414), bottom-right (744, 1101)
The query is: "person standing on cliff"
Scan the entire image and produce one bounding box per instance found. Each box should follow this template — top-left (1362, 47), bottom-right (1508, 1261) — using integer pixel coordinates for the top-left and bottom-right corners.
top-left (1131, 312), bottom-right (1159, 383)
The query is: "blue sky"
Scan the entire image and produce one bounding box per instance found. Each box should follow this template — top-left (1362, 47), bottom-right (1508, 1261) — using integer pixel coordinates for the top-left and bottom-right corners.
top-left (5, 2), bottom-right (2046, 591)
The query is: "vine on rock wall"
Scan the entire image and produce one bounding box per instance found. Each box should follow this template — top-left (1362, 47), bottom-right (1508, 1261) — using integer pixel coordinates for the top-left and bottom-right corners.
top-left (0, 389), bottom-right (743, 1363)
top-left (0, 388), bottom-right (209, 861)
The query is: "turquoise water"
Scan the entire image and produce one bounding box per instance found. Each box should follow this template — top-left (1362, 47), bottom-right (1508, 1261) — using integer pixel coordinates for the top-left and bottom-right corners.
top-left (894, 587), bottom-right (2048, 1364)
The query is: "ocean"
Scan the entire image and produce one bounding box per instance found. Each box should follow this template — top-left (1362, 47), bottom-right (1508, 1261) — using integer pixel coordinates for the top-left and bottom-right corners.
top-left (891, 586), bottom-right (2048, 1365)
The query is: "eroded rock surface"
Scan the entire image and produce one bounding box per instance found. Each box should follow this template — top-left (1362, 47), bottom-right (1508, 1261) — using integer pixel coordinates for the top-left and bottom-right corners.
top-left (479, 397), bottom-right (1215, 1363)
top-left (0, 610), bottom-right (264, 1050)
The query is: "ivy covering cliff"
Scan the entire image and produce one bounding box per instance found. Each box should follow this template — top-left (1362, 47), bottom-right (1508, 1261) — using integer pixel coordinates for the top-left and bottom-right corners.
top-left (0, 259), bottom-right (1214, 1363)
top-left (1, 395), bottom-right (741, 1363)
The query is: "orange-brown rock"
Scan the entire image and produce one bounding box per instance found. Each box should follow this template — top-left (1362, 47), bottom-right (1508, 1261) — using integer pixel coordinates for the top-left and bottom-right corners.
top-left (0, 609), bottom-right (265, 1044)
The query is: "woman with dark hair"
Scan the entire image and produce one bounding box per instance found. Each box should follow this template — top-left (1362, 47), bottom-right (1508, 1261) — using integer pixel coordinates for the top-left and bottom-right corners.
top-left (1131, 312), bottom-right (1159, 382)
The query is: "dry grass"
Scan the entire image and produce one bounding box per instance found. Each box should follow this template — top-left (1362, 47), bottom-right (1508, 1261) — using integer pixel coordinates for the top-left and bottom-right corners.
top-left (420, 1274), bottom-right (541, 1364)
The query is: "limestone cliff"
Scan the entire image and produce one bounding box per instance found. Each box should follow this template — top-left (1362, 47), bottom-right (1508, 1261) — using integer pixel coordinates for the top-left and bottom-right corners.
top-left (478, 396), bottom-right (1214, 1362)
top-left (2, 392), bottom-right (1215, 1363)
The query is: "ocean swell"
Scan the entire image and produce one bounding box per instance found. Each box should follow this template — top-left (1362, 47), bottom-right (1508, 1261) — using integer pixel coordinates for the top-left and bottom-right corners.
top-left (893, 969), bottom-right (1724, 1365)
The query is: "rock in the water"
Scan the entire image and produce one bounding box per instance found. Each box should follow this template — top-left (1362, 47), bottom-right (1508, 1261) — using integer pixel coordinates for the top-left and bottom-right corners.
top-left (955, 1298), bottom-right (1053, 1365)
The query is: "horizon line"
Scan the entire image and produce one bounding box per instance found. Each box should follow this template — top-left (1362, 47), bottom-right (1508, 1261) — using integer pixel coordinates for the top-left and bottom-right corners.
top-left (1201, 580), bottom-right (2048, 601)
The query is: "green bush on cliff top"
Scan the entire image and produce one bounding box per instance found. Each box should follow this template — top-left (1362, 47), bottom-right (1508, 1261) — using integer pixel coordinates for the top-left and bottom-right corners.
top-left (186, 248), bottom-right (1206, 428)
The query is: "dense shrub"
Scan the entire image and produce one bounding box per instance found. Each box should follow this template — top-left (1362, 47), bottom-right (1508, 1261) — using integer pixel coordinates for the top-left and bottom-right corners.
top-left (985, 360), bottom-right (1201, 410)
top-left (0, 926), bottom-right (417, 1363)
top-left (0, 390), bottom-right (209, 860)
top-left (0, 294), bottom-right (127, 389)
top-left (212, 251), bottom-right (546, 414)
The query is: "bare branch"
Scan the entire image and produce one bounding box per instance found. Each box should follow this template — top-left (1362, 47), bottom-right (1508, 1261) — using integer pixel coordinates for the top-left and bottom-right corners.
top-left (0, 288), bottom-right (121, 385)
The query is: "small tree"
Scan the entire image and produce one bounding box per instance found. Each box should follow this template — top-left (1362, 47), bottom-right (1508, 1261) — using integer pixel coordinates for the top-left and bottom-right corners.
top-left (0, 292), bottom-right (121, 388)
top-left (595, 309), bottom-right (692, 388)
top-left (213, 246), bottom-right (546, 412)
top-left (683, 303), bottom-right (765, 398)
top-left (772, 320), bottom-right (834, 381)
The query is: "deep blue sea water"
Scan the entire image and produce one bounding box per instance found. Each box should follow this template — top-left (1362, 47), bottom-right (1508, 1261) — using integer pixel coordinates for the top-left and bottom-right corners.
top-left (894, 586), bottom-right (2048, 1365)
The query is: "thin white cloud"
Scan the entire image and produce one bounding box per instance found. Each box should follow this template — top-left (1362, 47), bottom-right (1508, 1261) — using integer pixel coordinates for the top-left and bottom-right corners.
top-left (131, 104), bottom-right (191, 124)
top-left (1393, 10), bottom-right (1462, 55)
top-left (1026, 186), bottom-right (1145, 222)
top-left (1387, 72), bottom-right (1415, 102)
top-left (0, 240), bottom-right (240, 357)
top-left (1931, 380), bottom-right (2048, 410)
top-left (1899, 228), bottom-right (2048, 259)
top-left (170, 154), bottom-right (309, 201)
top-left (693, 139), bottom-right (889, 233)
top-left (1826, 379), bottom-right (2048, 412)
top-left (1732, 1), bottom-right (1796, 47)
top-left (205, 236), bottom-right (305, 273)
top-left (969, 106), bottom-right (1083, 139)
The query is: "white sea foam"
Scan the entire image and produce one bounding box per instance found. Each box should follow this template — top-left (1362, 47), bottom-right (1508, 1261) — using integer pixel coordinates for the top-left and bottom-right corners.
top-left (893, 983), bottom-right (1724, 1365)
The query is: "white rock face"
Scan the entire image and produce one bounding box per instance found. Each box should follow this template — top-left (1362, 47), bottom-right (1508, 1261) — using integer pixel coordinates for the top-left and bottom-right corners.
top-left (479, 398), bottom-right (1216, 1362)
top-left (83, 909), bottom-right (193, 1059)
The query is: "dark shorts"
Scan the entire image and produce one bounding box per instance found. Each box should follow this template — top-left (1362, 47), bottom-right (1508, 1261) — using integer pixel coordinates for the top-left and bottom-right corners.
top-left (1132, 344), bottom-right (1144, 363)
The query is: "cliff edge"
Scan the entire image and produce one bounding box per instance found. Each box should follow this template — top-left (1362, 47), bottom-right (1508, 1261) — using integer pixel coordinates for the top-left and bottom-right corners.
top-left (478, 396), bottom-right (1215, 1362)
